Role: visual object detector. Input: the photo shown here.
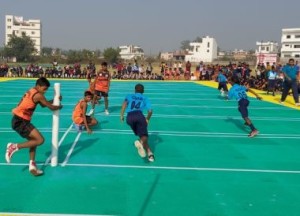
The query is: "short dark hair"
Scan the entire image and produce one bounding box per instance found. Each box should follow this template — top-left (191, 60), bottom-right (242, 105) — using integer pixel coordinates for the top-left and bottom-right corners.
top-left (135, 84), bottom-right (144, 93)
top-left (101, 62), bottom-right (108, 67)
top-left (36, 77), bottom-right (50, 87)
top-left (231, 76), bottom-right (240, 85)
top-left (84, 90), bottom-right (93, 97)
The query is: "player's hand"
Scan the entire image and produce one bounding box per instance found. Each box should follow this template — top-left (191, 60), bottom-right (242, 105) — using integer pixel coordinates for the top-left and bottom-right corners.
top-left (59, 95), bottom-right (62, 101)
top-left (120, 116), bottom-right (124, 122)
top-left (146, 119), bottom-right (150, 124)
top-left (87, 128), bottom-right (92, 134)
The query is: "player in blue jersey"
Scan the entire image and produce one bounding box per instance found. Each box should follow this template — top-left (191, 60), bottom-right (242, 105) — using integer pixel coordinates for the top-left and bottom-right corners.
top-left (120, 84), bottom-right (154, 162)
top-left (217, 70), bottom-right (228, 97)
top-left (227, 76), bottom-right (262, 138)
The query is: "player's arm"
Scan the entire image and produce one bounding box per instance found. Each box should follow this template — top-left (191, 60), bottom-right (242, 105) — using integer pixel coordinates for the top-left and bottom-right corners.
top-left (120, 100), bottom-right (127, 122)
top-left (247, 88), bottom-right (262, 100)
top-left (81, 102), bottom-right (92, 134)
top-left (146, 109), bottom-right (152, 124)
top-left (281, 66), bottom-right (291, 81)
top-left (34, 93), bottom-right (63, 110)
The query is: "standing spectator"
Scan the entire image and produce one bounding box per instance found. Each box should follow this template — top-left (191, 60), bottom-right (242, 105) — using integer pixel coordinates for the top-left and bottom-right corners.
top-left (267, 66), bottom-right (277, 96)
top-left (280, 58), bottom-right (300, 106)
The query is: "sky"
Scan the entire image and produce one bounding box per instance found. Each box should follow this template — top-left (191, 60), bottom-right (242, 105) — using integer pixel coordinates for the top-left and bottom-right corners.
top-left (1, 0), bottom-right (300, 55)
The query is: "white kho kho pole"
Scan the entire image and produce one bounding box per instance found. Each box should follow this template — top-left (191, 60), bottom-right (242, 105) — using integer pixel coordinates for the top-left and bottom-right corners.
top-left (51, 83), bottom-right (60, 166)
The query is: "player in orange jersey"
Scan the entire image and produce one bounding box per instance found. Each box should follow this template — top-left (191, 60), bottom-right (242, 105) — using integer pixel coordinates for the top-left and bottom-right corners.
top-left (72, 91), bottom-right (98, 133)
top-left (90, 62), bottom-right (111, 115)
top-left (5, 77), bottom-right (63, 176)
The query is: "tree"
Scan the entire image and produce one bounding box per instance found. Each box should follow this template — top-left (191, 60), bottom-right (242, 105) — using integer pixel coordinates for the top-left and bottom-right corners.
top-left (3, 32), bottom-right (37, 62)
top-left (180, 40), bottom-right (191, 50)
top-left (103, 47), bottom-right (120, 64)
top-left (193, 36), bottom-right (203, 43)
top-left (42, 47), bottom-right (53, 56)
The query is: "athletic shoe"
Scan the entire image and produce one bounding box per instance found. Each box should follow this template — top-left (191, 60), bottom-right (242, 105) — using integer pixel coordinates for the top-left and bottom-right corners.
top-left (29, 161), bottom-right (44, 176)
top-left (73, 123), bottom-right (84, 132)
top-left (105, 109), bottom-right (109, 115)
top-left (148, 154), bottom-right (155, 162)
top-left (134, 140), bottom-right (146, 158)
top-left (88, 108), bottom-right (94, 116)
top-left (279, 101), bottom-right (285, 105)
top-left (248, 130), bottom-right (259, 138)
top-left (5, 143), bottom-right (18, 163)
top-left (295, 103), bottom-right (300, 106)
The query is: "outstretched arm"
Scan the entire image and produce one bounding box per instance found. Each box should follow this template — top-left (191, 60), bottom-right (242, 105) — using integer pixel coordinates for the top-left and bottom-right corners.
top-left (34, 93), bottom-right (63, 110)
top-left (247, 88), bottom-right (262, 100)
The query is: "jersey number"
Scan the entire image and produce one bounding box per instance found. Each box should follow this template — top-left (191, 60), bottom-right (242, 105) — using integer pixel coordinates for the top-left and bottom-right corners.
top-left (238, 92), bottom-right (247, 99)
top-left (131, 101), bottom-right (141, 110)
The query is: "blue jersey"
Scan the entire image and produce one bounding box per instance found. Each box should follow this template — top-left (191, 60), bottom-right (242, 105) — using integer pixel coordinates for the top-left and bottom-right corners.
top-left (282, 65), bottom-right (299, 80)
top-left (217, 73), bottom-right (227, 83)
top-left (228, 84), bottom-right (248, 101)
top-left (124, 93), bottom-right (151, 113)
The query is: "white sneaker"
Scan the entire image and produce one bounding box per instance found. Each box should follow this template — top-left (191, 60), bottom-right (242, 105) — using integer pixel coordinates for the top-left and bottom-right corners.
top-left (279, 101), bottom-right (285, 105)
top-left (88, 108), bottom-right (94, 116)
top-left (29, 160), bottom-right (44, 176)
top-left (134, 140), bottom-right (146, 158)
top-left (105, 109), bottom-right (109, 115)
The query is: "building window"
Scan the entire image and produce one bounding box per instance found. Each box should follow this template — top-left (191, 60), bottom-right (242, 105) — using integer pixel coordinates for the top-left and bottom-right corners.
top-left (294, 45), bottom-right (300, 48)
top-left (287, 35), bottom-right (291, 39)
top-left (266, 47), bottom-right (269, 51)
top-left (295, 54), bottom-right (300, 58)
top-left (285, 45), bottom-right (289, 47)
top-left (295, 35), bottom-right (300, 38)
top-left (284, 54), bottom-right (291, 57)
top-left (7, 26), bottom-right (11, 29)
top-left (31, 23), bottom-right (35, 27)
top-left (31, 31), bottom-right (35, 35)
top-left (207, 49), bottom-right (209, 53)
top-left (7, 18), bottom-right (11, 22)
top-left (207, 42), bottom-right (210, 48)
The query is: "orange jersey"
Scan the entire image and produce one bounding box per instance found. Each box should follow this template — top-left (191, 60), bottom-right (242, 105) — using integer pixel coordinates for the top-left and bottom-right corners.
top-left (12, 88), bottom-right (39, 121)
top-left (72, 99), bottom-right (85, 124)
top-left (94, 71), bottom-right (110, 92)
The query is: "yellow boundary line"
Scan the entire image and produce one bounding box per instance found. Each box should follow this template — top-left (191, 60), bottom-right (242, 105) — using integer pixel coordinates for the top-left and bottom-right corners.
top-left (195, 81), bottom-right (300, 110)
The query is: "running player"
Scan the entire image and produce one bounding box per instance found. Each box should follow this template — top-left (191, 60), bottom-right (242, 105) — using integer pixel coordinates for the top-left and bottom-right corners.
top-left (227, 76), bottom-right (262, 138)
top-left (5, 77), bottom-right (63, 176)
top-left (120, 84), bottom-right (154, 162)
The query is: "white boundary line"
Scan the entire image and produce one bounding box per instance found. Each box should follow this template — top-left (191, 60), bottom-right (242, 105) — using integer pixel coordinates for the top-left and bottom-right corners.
top-left (0, 128), bottom-right (300, 139)
top-left (61, 132), bottom-right (82, 166)
top-left (2, 162), bottom-right (300, 174)
top-left (44, 124), bottom-right (73, 166)
top-left (0, 213), bottom-right (118, 216)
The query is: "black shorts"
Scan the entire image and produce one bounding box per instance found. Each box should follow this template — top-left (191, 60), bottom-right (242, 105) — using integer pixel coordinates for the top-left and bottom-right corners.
top-left (12, 115), bottom-right (35, 139)
top-left (238, 99), bottom-right (249, 118)
top-left (126, 111), bottom-right (148, 137)
top-left (218, 82), bottom-right (228, 91)
top-left (94, 90), bottom-right (108, 97)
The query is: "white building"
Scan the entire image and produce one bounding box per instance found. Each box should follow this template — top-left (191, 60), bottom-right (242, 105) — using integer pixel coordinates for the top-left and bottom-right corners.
top-left (119, 45), bottom-right (144, 60)
top-left (5, 15), bottom-right (41, 55)
top-left (255, 41), bottom-right (279, 65)
top-left (185, 36), bottom-right (218, 63)
top-left (281, 28), bottom-right (300, 59)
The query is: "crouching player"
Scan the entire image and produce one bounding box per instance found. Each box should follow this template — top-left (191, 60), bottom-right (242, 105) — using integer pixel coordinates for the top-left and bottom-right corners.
top-left (72, 91), bottom-right (98, 134)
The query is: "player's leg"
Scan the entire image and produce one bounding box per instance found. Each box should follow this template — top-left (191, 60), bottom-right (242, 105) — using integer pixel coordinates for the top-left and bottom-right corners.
top-left (103, 93), bottom-right (109, 114)
top-left (280, 82), bottom-right (291, 103)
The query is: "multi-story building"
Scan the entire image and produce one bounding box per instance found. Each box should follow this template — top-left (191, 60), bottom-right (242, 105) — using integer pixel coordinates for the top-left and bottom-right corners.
top-left (281, 28), bottom-right (300, 61)
top-left (5, 15), bottom-right (41, 55)
top-left (255, 41), bottom-right (279, 65)
top-left (185, 36), bottom-right (218, 63)
top-left (119, 45), bottom-right (144, 60)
